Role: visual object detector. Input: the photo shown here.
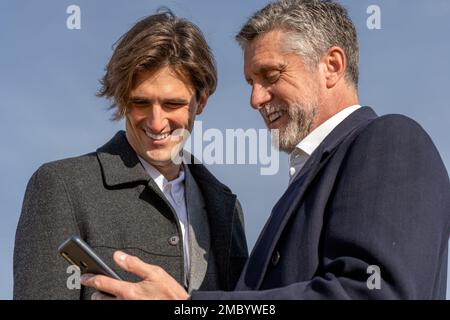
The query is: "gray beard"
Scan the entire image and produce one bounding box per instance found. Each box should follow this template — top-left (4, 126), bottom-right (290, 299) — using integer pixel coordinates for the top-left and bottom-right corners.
top-left (271, 102), bottom-right (318, 153)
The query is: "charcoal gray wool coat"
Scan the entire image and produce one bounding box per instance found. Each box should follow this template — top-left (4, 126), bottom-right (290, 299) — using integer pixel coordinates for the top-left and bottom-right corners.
top-left (14, 131), bottom-right (248, 299)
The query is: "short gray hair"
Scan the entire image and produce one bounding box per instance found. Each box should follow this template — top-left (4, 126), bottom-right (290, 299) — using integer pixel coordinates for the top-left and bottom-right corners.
top-left (236, 0), bottom-right (359, 89)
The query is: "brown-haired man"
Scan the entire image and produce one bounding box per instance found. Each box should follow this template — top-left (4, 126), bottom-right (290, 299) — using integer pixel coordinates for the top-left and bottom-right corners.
top-left (13, 10), bottom-right (248, 300)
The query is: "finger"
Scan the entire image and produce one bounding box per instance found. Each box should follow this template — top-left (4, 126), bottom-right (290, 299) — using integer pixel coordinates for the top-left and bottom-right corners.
top-left (114, 251), bottom-right (157, 279)
top-left (80, 273), bottom-right (95, 283)
top-left (80, 273), bottom-right (96, 287)
top-left (81, 274), bottom-right (132, 298)
top-left (91, 291), bottom-right (117, 300)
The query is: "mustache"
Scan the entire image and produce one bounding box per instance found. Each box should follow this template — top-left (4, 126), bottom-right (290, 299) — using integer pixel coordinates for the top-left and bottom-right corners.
top-left (260, 103), bottom-right (288, 117)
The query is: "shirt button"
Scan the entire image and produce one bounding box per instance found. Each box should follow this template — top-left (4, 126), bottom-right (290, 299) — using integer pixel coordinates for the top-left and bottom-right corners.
top-left (289, 167), bottom-right (296, 177)
top-left (168, 235), bottom-right (179, 246)
top-left (271, 250), bottom-right (281, 266)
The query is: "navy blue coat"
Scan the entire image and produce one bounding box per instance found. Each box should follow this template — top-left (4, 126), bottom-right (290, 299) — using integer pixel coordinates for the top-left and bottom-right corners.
top-left (192, 107), bottom-right (450, 299)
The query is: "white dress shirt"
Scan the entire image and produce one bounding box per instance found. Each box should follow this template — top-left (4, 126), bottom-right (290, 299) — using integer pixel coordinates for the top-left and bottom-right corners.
top-left (138, 157), bottom-right (190, 280)
top-left (289, 105), bottom-right (361, 183)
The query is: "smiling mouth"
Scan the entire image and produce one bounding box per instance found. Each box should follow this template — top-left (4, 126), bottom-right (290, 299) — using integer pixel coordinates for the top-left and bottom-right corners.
top-left (268, 111), bottom-right (284, 123)
top-left (144, 129), bottom-right (171, 141)
top-left (263, 104), bottom-right (286, 125)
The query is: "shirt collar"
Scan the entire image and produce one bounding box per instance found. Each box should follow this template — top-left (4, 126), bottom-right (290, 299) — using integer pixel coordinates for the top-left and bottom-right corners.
top-left (138, 156), bottom-right (185, 192)
top-left (295, 104), bottom-right (361, 156)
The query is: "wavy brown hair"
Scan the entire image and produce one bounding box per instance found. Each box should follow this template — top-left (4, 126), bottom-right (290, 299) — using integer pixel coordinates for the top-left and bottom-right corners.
top-left (98, 9), bottom-right (217, 120)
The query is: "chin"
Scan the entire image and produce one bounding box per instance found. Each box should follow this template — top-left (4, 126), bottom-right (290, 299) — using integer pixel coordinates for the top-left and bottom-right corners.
top-left (145, 150), bottom-right (174, 165)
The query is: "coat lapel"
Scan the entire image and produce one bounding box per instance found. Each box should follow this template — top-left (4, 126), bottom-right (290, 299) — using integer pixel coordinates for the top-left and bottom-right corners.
top-left (242, 107), bottom-right (379, 289)
top-left (188, 160), bottom-right (238, 290)
top-left (184, 165), bottom-right (210, 291)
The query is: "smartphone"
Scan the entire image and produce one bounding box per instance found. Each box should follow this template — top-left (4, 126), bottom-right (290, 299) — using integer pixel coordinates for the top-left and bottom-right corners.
top-left (58, 235), bottom-right (123, 280)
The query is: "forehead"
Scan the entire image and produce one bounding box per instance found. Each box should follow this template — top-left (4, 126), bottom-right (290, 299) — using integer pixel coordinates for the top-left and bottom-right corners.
top-left (131, 66), bottom-right (194, 95)
top-left (243, 31), bottom-right (288, 73)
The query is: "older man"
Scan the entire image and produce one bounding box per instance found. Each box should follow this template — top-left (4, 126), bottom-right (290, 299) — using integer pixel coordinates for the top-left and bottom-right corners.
top-left (14, 10), bottom-right (248, 299)
top-left (82, 0), bottom-right (449, 299)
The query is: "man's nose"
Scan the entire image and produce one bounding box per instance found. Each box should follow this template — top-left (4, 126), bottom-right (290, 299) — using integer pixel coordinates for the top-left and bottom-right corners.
top-left (250, 84), bottom-right (271, 110)
top-left (146, 105), bottom-right (167, 133)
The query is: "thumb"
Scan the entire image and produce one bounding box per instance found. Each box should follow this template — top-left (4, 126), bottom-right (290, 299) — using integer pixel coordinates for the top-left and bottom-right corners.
top-left (113, 251), bottom-right (150, 280)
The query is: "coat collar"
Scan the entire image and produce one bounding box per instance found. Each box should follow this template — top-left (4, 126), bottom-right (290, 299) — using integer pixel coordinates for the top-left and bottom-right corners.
top-left (241, 106), bottom-right (378, 289)
top-left (96, 131), bottom-right (150, 187)
top-left (97, 131), bottom-right (240, 288)
top-left (318, 106), bottom-right (378, 160)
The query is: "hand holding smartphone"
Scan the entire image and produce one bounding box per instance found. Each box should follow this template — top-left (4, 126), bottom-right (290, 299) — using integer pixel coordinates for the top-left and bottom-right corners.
top-left (58, 235), bottom-right (123, 280)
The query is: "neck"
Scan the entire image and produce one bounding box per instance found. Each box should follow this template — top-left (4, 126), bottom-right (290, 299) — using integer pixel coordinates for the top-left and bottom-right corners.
top-left (312, 86), bottom-right (359, 132)
top-left (154, 162), bottom-right (181, 181)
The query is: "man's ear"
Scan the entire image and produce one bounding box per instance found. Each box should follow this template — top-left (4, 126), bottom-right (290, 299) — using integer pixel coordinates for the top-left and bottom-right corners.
top-left (322, 46), bottom-right (346, 89)
top-left (196, 93), bottom-right (208, 115)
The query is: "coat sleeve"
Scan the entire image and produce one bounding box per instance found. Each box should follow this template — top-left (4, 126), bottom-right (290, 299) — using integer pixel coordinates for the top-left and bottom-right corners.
top-left (14, 164), bottom-right (82, 299)
top-left (191, 115), bottom-right (450, 300)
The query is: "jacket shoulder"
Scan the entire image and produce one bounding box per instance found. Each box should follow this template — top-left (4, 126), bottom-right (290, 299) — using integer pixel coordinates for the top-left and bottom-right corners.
top-left (360, 113), bottom-right (429, 138)
top-left (348, 113), bottom-right (437, 153)
top-left (34, 152), bottom-right (100, 181)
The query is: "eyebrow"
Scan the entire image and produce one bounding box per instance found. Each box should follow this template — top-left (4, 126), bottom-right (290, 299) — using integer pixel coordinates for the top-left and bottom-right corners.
top-left (164, 98), bottom-right (190, 104)
top-left (258, 63), bottom-right (285, 73)
top-left (128, 96), bottom-right (150, 103)
top-left (245, 62), bottom-right (286, 83)
top-left (128, 96), bottom-right (190, 105)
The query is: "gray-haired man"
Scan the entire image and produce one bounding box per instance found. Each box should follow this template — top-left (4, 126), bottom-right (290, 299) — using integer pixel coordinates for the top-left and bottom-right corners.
top-left (82, 0), bottom-right (449, 300)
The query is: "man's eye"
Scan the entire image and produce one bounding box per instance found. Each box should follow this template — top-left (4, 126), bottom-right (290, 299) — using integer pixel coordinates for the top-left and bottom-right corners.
top-left (266, 71), bottom-right (280, 83)
top-left (165, 103), bottom-right (185, 109)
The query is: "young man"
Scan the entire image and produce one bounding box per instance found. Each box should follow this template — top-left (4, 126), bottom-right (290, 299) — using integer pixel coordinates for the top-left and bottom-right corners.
top-left (14, 10), bottom-right (248, 300)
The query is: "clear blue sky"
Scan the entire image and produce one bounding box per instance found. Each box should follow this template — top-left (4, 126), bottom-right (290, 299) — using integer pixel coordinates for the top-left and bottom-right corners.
top-left (1, 0), bottom-right (449, 299)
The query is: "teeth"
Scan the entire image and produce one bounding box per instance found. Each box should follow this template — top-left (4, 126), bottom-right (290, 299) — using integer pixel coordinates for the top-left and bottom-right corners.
top-left (264, 105), bottom-right (276, 115)
top-left (145, 130), bottom-right (170, 140)
top-left (269, 111), bottom-right (283, 122)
